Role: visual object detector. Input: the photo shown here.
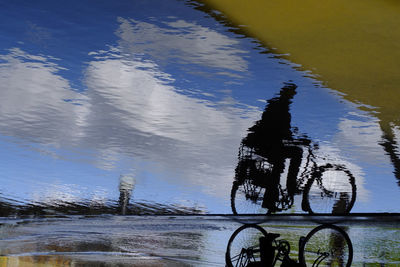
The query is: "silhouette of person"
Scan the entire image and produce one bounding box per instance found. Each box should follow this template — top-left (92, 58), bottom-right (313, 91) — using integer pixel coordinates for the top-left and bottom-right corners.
top-left (235, 83), bottom-right (309, 213)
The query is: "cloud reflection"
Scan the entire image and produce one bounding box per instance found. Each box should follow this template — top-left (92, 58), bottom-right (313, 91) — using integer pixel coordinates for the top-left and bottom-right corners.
top-left (82, 16), bottom-right (258, 198)
top-left (0, 48), bottom-right (90, 144)
top-left (0, 16), bottom-right (260, 206)
top-left (115, 17), bottom-right (248, 74)
top-left (84, 48), bottom-right (259, 197)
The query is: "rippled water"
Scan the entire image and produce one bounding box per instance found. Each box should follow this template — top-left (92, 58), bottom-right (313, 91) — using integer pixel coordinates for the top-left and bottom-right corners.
top-left (0, 0), bottom-right (399, 218)
top-left (0, 216), bottom-right (399, 266)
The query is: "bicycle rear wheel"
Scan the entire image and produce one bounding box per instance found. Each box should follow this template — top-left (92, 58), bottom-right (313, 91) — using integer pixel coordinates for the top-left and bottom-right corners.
top-left (225, 224), bottom-right (268, 267)
top-left (299, 224), bottom-right (353, 267)
top-left (302, 164), bottom-right (356, 214)
top-left (231, 180), bottom-right (268, 215)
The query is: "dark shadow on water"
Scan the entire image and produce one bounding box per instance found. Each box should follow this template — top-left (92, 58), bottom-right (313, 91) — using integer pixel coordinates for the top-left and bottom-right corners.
top-left (231, 83), bottom-right (357, 216)
top-left (225, 223), bottom-right (353, 267)
top-left (0, 197), bottom-right (203, 217)
top-left (379, 122), bottom-right (400, 186)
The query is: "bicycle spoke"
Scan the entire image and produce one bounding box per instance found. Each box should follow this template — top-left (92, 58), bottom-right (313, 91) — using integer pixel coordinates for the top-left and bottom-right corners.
top-left (231, 182), bottom-right (268, 214)
top-left (304, 165), bottom-right (356, 214)
top-left (299, 225), bottom-right (353, 267)
top-left (226, 224), bottom-right (268, 267)
top-left (312, 252), bottom-right (329, 267)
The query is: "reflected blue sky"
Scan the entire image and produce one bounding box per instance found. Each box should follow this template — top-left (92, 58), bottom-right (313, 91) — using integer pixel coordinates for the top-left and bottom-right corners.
top-left (0, 0), bottom-right (399, 214)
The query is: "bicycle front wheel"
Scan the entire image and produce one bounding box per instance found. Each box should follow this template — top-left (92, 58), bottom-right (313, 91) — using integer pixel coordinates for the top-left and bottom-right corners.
top-left (302, 164), bottom-right (356, 214)
top-left (299, 224), bottom-right (353, 267)
top-left (225, 224), bottom-right (268, 267)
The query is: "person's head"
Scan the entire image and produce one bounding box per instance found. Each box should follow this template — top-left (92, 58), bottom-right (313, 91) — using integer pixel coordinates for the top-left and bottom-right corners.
top-left (279, 83), bottom-right (297, 100)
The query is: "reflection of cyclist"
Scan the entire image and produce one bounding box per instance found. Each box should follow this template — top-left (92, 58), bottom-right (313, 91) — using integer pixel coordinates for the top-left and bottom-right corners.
top-left (226, 223), bottom-right (353, 267)
top-left (232, 83), bottom-right (357, 216)
top-left (236, 83), bottom-right (309, 213)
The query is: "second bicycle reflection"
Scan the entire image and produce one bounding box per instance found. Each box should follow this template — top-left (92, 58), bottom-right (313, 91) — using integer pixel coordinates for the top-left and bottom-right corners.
top-left (225, 223), bottom-right (353, 267)
top-left (231, 83), bottom-right (357, 215)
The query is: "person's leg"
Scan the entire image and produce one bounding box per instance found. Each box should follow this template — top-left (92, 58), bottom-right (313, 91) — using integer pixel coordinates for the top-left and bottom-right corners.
top-left (261, 157), bottom-right (285, 211)
top-left (286, 146), bottom-right (303, 196)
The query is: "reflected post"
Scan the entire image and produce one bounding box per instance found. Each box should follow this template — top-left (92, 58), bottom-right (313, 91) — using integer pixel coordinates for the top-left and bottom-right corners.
top-left (118, 175), bottom-right (135, 215)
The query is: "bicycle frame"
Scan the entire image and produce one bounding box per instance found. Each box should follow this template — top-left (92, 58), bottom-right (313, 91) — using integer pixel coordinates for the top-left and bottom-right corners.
top-left (232, 140), bottom-right (356, 215)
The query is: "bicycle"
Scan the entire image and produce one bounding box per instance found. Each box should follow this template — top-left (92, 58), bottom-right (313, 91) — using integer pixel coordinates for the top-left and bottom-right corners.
top-left (225, 223), bottom-right (353, 267)
top-left (231, 142), bottom-right (357, 215)
top-left (230, 83), bottom-right (357, 216)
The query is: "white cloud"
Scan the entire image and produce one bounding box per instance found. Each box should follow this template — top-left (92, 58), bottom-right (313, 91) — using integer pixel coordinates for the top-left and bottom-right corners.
top-left (0, 48), bottom-right (90, 144)
top-left (115, 17), bottom-right (248, 74)
top-left (83, 52), bottom-right (259, 197)
top-left (335, 115), bottom-right (385, 162)
top-left (0, 45), bottom-right (260, 201)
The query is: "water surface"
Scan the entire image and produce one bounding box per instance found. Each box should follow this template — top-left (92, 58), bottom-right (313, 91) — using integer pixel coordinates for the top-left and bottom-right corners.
top-left (0, 0), bottom-right (399, 216)
top-left (0, 216), bottom-right (399, 266)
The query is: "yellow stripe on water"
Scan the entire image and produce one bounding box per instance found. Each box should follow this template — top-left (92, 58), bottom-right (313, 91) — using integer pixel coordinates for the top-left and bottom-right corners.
top-left (0, 256), bottom-right (8, 267)
top-left (0, 256), bottom-right (71, 267)
top-left (203, 0), bottom-right (400, 126)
